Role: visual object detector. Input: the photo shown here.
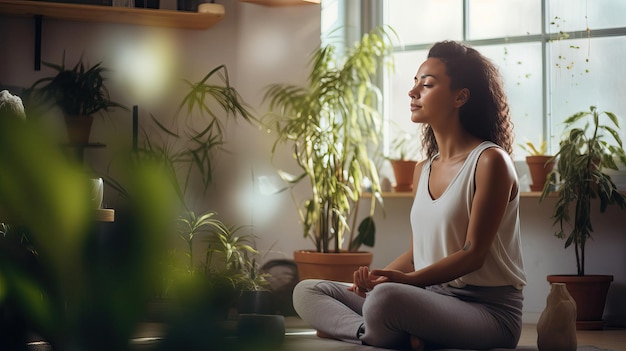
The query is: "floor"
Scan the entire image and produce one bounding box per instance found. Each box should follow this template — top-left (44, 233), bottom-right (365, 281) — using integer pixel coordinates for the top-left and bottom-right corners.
top-left (277, 317), bottom-right (626, 351)
top-left (129, 316), bottom-right (626, 351)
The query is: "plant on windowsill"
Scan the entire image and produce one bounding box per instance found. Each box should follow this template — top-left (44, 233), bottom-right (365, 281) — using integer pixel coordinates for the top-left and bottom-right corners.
top-left (262, 26), bottom-right (395, 282)
top-left (519, 138), bottom-right (555, 192)
top-left (25, 52), bottom-right (128, 145)
top-left (540, 105), bottom-right (626, 329)
top-left (387, 124), bottom-right (421, 192)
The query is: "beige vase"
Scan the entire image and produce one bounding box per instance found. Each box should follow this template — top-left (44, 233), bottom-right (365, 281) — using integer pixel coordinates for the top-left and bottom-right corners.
top-left (537, 282), bottom-right (577, 351)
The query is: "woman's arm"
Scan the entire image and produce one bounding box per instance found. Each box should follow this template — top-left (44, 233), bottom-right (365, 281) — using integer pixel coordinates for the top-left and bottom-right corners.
top-left (350, 161), bottom-right (422, 295)
top-left (372, 147), bottom-right (517, 287)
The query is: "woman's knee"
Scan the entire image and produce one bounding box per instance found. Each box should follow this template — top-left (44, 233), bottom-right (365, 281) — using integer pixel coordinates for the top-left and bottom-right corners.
top-left (363, 283), bottom-right (410, 317)
top-left (292, 280), bottom-right (321, 309)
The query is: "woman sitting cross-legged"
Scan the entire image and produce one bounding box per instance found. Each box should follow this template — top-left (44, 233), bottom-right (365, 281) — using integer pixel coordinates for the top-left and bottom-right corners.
top-left (293, 40), bottom-right (526, 351)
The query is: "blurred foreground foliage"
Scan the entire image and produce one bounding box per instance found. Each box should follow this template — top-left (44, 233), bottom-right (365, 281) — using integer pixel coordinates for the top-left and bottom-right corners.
top-left (0, 112), bottom-right (247, 350)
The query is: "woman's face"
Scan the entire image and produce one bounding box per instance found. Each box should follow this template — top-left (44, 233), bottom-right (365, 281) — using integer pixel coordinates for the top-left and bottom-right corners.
top-left (408, 58), bottom-right (465, 125)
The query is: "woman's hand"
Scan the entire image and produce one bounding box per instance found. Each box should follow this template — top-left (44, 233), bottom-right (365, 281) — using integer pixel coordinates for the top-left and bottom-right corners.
top-left (348, 266), bottom-right (388, 297)
top-left (370, 269), bottom-right (410, 285)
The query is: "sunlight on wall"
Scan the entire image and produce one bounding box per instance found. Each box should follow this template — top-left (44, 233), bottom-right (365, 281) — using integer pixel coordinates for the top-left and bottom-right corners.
top-left (245, 26), bottom-right (290, 70)
top-left (235, 174), bottom-right (283, 228)
top-left (110, 31), bottom-right (178, 105)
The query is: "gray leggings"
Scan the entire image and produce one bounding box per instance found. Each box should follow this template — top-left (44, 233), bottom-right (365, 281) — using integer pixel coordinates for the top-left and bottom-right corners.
top-left (292, 280), bottom-right (523, 350)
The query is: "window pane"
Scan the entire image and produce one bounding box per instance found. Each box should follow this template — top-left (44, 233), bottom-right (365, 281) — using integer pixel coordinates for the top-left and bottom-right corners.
top-left (469, 0), bottom-right (542, 40)
top-left (548, 0), bottom-right (626, 33)
top-left (472, 43), bottom-right (544, 159)
top-left (385, 50), bottom-right (428, 159)
top-left (385, 0), bottom-right (463, 46)
top-left (548, 36), bottom-right (626, 149)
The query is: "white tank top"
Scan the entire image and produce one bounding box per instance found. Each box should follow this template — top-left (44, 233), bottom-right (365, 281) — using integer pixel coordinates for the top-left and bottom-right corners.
top-left (410, 141), bottom-right (526, 290)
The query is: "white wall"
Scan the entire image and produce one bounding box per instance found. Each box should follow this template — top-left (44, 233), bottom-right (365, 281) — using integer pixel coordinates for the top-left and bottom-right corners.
top-left (1, 1), bottom-right (625, 327)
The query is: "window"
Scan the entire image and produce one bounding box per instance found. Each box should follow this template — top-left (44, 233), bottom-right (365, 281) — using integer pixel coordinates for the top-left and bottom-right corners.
top-left (379, 0), bottom-right (626, 159)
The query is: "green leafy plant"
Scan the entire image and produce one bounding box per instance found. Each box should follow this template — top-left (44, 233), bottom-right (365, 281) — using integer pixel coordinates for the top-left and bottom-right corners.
top-left (104, 65), bottom-right (260, 302)
top-left (519, 138), bottom-right (548, 156)
top-left (26, 52), bottom-right (127, 117)
top-left (175, 211), bottom-right (267, 294)
top-left (106, 64), bottom-right (254, 203)
top-left (540, 105), bottom-right (626, 275)
top-left (262, 27), bottom-right (395, 253)
top-left (0, 113), bottom-right (178, 350)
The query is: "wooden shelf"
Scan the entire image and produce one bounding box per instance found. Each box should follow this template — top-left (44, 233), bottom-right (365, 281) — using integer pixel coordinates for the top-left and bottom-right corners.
top-left (0, 0), bottom-right (225, 29)
top-left (240, 0), bottom-right (319, 6)
top-left (361, 192), bottom-right (411, 199)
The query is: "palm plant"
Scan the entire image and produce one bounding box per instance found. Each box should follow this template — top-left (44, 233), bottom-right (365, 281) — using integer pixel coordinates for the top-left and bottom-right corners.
top-left (104, 65), bottom-right (258, 299)
top-left (541, 105), bottom-right (626, 275)
top-left (26, 52), bottom-right (126, 117)
top-left (106, 64), bottom-right (254, 203)
top-left (263, 27), bottom-right (395, 253)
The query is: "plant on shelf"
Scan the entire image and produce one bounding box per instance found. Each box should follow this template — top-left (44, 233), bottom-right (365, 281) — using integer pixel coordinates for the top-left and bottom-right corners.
top-left (262, 27), bottom-right (395, 281)
top-left (520, 138), bottom-right (555, 192)
top-left (25, 52), bottom-right (128, 145)
top-left (540, 105), bottom-right (626, 329)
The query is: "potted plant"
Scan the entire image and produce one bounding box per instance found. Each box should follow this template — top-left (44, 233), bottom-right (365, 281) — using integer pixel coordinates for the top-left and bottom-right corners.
top-left (520, 138), bottom-right (556, 192)
top-left (540, 105), bottom-right (626, 329)
top-left (104, 65), bottom-right (258, 322)
top-left (25, 52), bottom-right (127, 145)
top-left (387, 124), bottom-right (421, 192)
top-left (262, 27), bottom-right (395, 282)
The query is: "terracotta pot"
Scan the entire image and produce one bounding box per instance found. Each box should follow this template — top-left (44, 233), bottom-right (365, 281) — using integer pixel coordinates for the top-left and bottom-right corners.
top-left (293, 250), bottom-right (373, 283)
top-left (526, 156), bottom-right (555, 192)
top-left (390, 159), bottom-right (417, 192)
top-left (64, 114), bottom-right (94, 145)
top-left (547, 274), bottom-right (613, 330)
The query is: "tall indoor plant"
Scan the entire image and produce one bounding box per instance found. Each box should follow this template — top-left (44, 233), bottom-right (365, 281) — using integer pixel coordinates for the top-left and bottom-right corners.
top-left (25, 53), bottom-right (127, 145)
top-left (262, 27), bottom-right (394, 281)
top-left (540, 105), bottom-right (626, 329)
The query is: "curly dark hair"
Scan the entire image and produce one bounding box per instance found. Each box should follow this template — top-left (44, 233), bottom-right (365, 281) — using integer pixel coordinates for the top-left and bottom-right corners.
top-left (420, 41), bottom-right (514, 158)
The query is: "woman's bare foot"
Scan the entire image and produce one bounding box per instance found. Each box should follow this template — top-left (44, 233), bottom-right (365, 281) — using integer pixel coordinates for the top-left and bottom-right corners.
top-left (316, 330), bottom-right (335, 340)
top-left (410, 335), bottom-right (425, 351)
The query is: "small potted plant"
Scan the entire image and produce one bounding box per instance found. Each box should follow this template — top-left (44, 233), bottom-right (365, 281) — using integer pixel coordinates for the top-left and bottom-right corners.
top-left (387, 124), bottom-right (421, 192)
top-left (25, 52), bottom-right (127, 145)
top-left (262, 27), bottom-right (395, 282)
top-left (520, 138), bottom-right (555, 192)
top-left (540, 105), bottom-right (626, 329)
